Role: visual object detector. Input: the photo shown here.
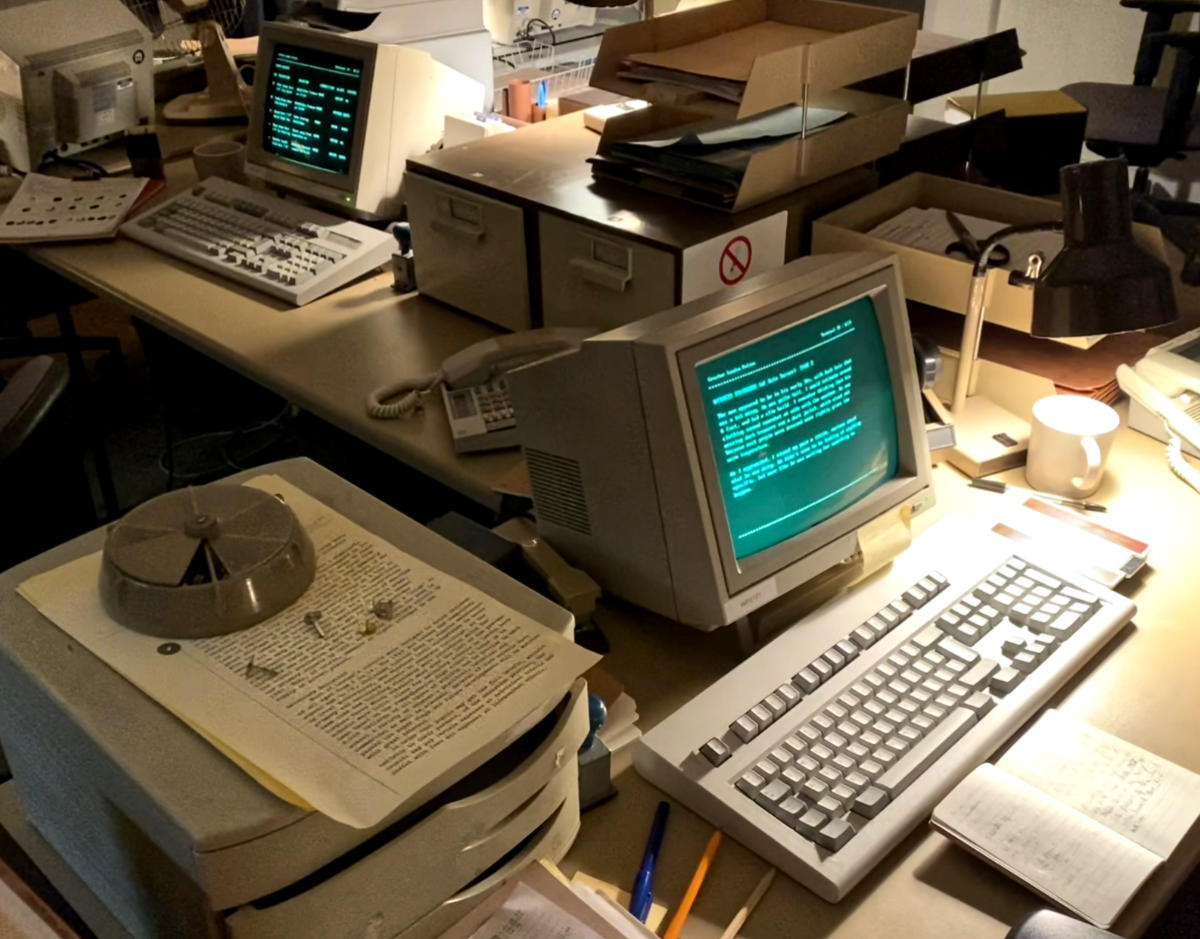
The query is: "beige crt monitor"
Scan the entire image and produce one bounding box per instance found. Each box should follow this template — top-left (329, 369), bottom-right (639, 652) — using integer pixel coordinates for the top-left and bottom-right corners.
top-left (509, 253), bottom-right (934, 630)
top-left (245, 23), bottom-right (484, 220)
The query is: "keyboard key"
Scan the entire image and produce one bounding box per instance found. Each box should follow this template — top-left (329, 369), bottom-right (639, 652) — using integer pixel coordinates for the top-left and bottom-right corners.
top-left (736, 769), bottom-right (766, 796)
top-left (796, 808), bottom-right (828, 838)
top-left (816, 795), bottom-right (843, 817)
top-left (822, 648), bottom-right (847, 672)
top-left (815, 817), bottom-right (855, 851)
top-left (875, 708), bottom-right (977, 797)
top-left (731, 715), bottom-right (759, 743)
top-left (853, 786), bottom-right (889, 818)
top-left (776, 684), bottom-right (803, 709)
top-left (754, 759), bottom-right (780, 780)
top-left (775, 795), bottom-right (807, 825)
top-left (749, 703), bottom-right (774, 728)
top-left (782, 734), bottom-right (808, 757)
top-left (756, 779), bottom-right (791, 808)
top-left (769, 747), bottom-right (793, 767)
top-left (781, 765), bottom-right (806, 789)
top-left (762, 693), bottom-right (787, 720)
top-left (793, 668), bottom-right (821, 693)
top-left (851, 625), bottom-right (878, 648)
top-left (700, 738), bottom-right (731, 765)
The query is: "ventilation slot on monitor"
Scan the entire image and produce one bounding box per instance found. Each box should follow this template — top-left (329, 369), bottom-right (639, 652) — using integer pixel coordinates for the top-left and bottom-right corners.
top-left (525, 449), bottom-right (591, 535)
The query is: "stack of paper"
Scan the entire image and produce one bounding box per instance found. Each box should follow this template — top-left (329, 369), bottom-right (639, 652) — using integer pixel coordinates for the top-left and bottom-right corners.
top-left (18, 476), bottom-right (599, 828)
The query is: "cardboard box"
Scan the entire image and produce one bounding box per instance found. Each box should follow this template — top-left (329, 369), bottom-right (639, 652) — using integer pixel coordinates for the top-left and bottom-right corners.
top-left (811, 173), bottom-right (1169, 348)
top-left (594, 89), bottom-right (906, 211)
top-left (591, 0), bottom-right (918, 120)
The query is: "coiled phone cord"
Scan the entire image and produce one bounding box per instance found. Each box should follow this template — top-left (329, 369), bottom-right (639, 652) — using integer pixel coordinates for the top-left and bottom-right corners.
top-left (366, 371), bottom-right (443, 419)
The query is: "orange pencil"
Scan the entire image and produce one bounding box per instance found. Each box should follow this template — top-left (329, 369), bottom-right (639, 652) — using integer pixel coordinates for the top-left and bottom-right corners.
top-left (662, 829), bottom-right (723, 939)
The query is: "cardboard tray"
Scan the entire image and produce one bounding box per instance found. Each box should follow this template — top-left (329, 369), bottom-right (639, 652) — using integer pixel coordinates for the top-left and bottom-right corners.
top-left (810, 173), bottom-right (1169, 348)
top-left (591, 0), bottom-right (917, 121)
top-left (595, 87), bottom-right (906, 212)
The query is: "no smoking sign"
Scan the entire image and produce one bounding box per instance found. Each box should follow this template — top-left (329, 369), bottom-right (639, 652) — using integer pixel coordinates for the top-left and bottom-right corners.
top-left (719, 235), bottom-right (753, 285)
top-left (680, 212), bottom-right (786, 303)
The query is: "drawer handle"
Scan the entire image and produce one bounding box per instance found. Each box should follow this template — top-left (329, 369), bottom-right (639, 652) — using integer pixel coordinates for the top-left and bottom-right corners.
top-left (570, 257), bottom-right (630, 292)
top-left (431, 216), bottom-right (484, 241)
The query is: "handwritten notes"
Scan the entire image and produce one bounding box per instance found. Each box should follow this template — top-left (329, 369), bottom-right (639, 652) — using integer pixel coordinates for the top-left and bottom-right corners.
top-left (931, 710), bottom-right (1200, 928)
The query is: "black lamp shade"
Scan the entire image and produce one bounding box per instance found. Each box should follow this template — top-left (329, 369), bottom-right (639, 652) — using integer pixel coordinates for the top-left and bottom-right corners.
top-left (1032, 158), bottom-right (1177, 337)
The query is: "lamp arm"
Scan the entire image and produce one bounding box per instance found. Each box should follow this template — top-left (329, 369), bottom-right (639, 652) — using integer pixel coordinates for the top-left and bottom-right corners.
top-left (951, 220), bottom-right (1064, 417)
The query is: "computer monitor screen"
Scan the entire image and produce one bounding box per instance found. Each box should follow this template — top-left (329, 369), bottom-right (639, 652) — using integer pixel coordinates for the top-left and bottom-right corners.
top-left (261, 44), bottom-right (365, 178)
top-left (693, 295), bottom-right (899, 561)
top-left (511, 253), bottom-right (933, 629)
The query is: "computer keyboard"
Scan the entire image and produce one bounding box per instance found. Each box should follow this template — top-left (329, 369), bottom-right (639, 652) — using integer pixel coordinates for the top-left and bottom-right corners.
top-left (633, 515), bottom-right (1136, 902)
top-left (120, 177), bottom-right (395, 305)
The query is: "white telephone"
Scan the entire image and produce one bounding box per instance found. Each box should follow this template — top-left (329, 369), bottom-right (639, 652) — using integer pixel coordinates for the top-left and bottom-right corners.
top-left (366, 327), bottom-right (595, 452)
top-left (1117, 325), bottom-right (1200, 494)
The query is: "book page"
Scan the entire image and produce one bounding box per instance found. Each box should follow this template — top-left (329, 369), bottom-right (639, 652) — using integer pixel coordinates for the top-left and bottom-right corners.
top-left (18, 476), bottom-right (598, 829)
top-left (932, 764), bottom-right (1161, 928)
top-left (1000, 710), bottom-right (1200, 860)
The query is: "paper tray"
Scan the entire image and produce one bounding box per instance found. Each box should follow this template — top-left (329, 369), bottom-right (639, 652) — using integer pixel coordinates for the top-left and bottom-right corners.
top-left (591, 0), bottom-right (917, 120)
top-left (595, 88), bottom-right (906, 211)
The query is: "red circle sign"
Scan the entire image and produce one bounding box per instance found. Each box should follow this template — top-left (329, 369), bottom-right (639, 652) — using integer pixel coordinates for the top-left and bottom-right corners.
top-left (719, 235), bottom-right (752, 285)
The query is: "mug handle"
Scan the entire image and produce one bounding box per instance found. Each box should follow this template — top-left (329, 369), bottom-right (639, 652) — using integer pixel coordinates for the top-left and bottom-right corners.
top-left (1071, 436), bottom-right (1103, 492)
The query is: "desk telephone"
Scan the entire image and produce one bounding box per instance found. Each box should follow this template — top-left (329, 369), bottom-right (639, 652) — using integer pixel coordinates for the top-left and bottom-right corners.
top-left (1117, 325), bottom-right (1200, 494)
top-left (366, 328), bottom-right (595, 452)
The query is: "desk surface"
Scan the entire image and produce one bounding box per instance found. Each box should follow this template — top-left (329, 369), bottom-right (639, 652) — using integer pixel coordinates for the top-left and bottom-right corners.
top-left (21, 163), bottom-right (519, 512)
top-left (563, 421), bottom-right (1200, 939)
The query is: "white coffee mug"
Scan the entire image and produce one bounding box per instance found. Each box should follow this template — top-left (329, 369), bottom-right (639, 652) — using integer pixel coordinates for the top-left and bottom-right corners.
top-left (192, 138), bottom-right (246, 183)
top-left (1025, 395), bottom-right (1120, 498)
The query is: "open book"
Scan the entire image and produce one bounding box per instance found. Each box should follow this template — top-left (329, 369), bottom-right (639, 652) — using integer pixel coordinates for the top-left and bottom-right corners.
top-left (931, 710), bottom-right (1200, 928)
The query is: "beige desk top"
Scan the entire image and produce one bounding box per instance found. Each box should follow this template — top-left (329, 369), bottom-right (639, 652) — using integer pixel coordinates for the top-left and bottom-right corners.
top-left (563, 419), bottom-right (1200, 939)
top-left (20, 166), bottom-right (520, 511)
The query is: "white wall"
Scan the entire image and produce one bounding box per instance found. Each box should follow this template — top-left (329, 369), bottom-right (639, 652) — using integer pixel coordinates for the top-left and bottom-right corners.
top-left (922, 0), bottom-right (1147, 92)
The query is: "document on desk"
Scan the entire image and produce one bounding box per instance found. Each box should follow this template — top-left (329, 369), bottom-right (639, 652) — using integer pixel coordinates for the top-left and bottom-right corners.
top-left (17, 475), bottom-right (598, 829)
top-left (931, 710), bottom-right (1200, 927)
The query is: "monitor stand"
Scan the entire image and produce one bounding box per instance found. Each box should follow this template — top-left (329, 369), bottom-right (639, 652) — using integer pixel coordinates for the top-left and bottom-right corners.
top-left (733, 502), bottom-right (915, 653)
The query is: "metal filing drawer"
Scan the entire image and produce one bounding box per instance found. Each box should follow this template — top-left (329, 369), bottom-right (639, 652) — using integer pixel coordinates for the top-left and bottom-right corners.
top-left (539, 213), bottom-right (676, 331)
top-left (407, 174), bottom-right (531, 330)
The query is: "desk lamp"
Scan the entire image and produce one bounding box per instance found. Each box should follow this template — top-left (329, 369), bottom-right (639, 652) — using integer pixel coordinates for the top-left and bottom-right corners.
top-left (947, 157), bottom-right (1177, 477)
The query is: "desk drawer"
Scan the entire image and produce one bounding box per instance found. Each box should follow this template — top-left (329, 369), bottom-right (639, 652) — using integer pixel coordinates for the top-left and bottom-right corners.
top-left (539, 213), bottom-right (676, 331)
top-left (408, 174), bottom-right (531, 330)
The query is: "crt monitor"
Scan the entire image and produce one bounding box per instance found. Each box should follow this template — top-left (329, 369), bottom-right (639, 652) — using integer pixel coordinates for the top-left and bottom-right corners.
top-left (245, 22), bottom-right (484, 220)
top-left (509, 253), bottom-right (934, 630)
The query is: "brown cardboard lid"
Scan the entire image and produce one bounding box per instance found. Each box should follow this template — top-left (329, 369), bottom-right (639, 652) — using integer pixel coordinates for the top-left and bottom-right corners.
top-left (626, 21), bottom-right (833, 82)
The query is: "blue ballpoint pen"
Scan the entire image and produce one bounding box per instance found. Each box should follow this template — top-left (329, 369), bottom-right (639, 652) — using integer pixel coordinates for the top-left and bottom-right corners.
top-left (630, 801), bottom-right (670, 922)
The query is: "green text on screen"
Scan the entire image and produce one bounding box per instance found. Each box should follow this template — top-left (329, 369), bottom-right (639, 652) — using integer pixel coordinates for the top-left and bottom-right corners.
top-left (695, 296), bottom-right (899, 560)
top-left (263, 44), bottom-right (363, 175)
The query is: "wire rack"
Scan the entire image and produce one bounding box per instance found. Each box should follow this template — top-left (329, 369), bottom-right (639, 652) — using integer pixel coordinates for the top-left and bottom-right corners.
top-left (495, 39), bottom-right (596, 100)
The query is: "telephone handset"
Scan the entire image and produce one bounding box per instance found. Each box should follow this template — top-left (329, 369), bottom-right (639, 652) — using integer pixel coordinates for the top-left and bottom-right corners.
top-left (366, 327), bottom-right (595, 451)
top-left (1117, 325), bottom-right (1200, 494)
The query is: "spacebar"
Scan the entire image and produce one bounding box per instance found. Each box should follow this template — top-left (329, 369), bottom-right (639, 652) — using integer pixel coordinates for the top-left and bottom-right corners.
top-left (875, 709), bottom-right (977, 797)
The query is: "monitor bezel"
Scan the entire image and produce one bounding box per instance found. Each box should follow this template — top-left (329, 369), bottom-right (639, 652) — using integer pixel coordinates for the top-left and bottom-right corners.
top-left (674, 273), bottom-right (928, 599)
top-left (246, 24), bottom-right (376, 197)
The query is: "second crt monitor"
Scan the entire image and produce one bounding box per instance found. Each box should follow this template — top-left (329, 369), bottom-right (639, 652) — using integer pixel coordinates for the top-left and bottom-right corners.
top-left (245, 22), bottom-right (485, 220)
top-left (509, 253), bottom-right (933, 630)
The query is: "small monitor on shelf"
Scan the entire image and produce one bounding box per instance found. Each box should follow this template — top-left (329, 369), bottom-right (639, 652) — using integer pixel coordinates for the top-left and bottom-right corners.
top-left (509, 252), bottom-right (934, 629)
top-left (245, 22), bottom-right (485, 220)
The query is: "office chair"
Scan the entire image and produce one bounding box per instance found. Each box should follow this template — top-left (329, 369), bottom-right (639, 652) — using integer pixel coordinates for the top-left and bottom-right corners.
top-left (1062, 0), bottom-right (1200, 283)
top-left (0, 356), bottom-right (98, 571)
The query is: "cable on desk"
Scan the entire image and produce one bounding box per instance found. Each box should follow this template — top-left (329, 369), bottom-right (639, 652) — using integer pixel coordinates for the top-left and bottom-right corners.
top-left (1166, 432), bottom-right (1200, 494)
top-left (366, 371), bottom-right (443, 419)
